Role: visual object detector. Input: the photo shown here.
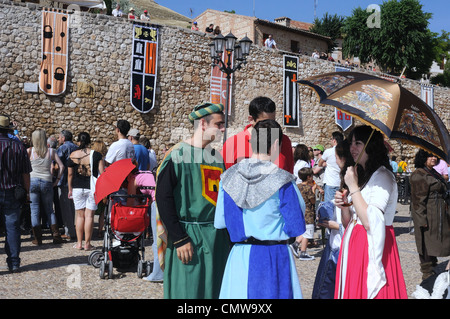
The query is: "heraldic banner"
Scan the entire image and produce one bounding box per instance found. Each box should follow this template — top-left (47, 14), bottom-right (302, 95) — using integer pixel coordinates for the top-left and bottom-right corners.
top-left (210, 52), bottom-right (233, 114)
top-left (131, 24), bottom-right (159, 113)
top-left (421, 83), bottom-right (434, 109)
top-left (39, 9), bottom-right (69, 95)
top-left (334, 65), bottom-right (353, 131)
top-left (283, 55), bottom-right (300, 127)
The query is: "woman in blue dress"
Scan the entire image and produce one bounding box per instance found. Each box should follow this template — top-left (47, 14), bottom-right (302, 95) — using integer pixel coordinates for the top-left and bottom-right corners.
top-left (214, 119), bottom-right (306, 299)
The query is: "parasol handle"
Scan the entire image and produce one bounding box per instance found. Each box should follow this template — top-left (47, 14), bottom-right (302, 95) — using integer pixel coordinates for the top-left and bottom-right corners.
top-left (354, 128), bottom-right (375, 166)
top-left (396, 66), bottom-right (407, 83)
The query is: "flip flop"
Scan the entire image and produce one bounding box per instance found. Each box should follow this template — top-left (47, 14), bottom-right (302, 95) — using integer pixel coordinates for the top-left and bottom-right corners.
top-left (84, 245), bottom-right (95, 251)
top-left (73, 244), bottom-right (83, 250)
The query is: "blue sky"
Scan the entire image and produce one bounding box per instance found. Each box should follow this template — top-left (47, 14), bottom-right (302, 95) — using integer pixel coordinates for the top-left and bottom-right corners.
top-left (157, 0), bottom-right (449, 34)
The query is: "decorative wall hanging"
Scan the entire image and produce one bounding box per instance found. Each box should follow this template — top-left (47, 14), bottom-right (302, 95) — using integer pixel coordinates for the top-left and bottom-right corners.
top-left (210, 51), bottom-right (233, 114)
top-left (283, 55), bottom-right (299, 127)
top-left (39, 8), bottom-right (69, 95)
top-left (334, 65), bottom-right (353, 131)
top-left (130, 24), bottom-right (159, 113)
top-left (421, 83), bottom-right (434, 109)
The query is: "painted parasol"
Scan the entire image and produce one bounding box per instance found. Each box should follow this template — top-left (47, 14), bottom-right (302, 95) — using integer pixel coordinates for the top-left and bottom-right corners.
top-left (297, 71), bottom-right (450, 162)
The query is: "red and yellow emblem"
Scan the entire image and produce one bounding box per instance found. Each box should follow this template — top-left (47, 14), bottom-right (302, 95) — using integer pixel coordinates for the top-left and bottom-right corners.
top-left (200, 165), bottom-right (223, 206)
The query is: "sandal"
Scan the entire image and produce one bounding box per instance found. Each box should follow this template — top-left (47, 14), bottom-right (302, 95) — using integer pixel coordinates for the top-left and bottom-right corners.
top-left (84, 245), bottom-right (95, 251)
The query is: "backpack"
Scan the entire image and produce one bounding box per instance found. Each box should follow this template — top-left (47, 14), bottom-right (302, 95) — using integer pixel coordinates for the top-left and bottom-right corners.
top-left (71, 152), bottom-right (91, 177)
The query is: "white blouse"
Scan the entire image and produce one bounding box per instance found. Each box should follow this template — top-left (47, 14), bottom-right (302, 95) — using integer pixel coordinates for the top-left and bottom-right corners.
top-left (338, 165), bottom-right (398, 299)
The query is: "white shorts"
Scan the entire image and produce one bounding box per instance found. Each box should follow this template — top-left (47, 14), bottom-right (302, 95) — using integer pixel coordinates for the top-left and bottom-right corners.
top-left (302, 224), bottom-right (315, 239)
top-left (72, 188), bottom-right (97, 211)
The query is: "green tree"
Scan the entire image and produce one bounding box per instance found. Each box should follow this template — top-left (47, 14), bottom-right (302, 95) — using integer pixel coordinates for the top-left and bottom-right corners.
top-left (342, 0), bottom-right (435, 79)
top-left (431, 30), bottom-right (450, 68)
top-left (309, 13), bottom-right (346, 52)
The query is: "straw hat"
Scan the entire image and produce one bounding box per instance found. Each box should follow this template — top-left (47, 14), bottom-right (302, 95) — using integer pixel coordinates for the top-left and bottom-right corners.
top-left (0, 114), bottom-right (14, 130)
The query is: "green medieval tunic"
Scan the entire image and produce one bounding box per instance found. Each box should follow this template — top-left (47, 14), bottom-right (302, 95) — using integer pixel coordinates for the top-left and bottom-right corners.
top-left (155, 142), bottom-right (230, 299)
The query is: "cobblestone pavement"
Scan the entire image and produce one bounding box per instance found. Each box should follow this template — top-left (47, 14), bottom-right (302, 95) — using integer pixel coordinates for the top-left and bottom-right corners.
top-left (0, 203), bottom-right (448, 299)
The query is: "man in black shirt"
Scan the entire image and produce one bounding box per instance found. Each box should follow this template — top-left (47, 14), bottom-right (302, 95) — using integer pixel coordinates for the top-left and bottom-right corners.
top-left (205, 23), bottom-right (214, 33)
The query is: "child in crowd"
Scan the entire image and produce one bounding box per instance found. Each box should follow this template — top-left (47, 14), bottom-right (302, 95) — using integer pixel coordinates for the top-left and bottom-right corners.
top-left (290, 167), bottom-right (316, 261)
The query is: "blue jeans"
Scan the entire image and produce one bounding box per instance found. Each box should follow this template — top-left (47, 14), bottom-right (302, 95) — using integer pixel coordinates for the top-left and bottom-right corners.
top-left (58, 185), bottom-right (76, 238)
top-left (30, 178), bottom-right (56, 227)
top-left (146, 201), bottom-right (164, 281)
top-left (324, 185), bottom-right (339, 202)
top-left (0, 188), bottom-right (22, 269)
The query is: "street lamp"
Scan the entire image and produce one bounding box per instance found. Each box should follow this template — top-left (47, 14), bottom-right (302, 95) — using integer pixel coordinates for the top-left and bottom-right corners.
top-left (210, 32), bottom-right (252, 143)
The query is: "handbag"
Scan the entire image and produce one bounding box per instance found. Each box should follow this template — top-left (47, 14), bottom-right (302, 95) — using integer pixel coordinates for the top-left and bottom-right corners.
top-left (111, 203), bottom-right (150, 233)
top-left (89, 150), bottom-right (97, 195)
top-left (317, 200), bottom-right (335, 223)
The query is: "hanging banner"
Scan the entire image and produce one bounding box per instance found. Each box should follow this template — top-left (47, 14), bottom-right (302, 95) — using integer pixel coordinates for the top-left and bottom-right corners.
top-left (283, 55), bottom-right (300, 127)
top-left (131, 24), bottom-right (158, 113)
top-left (39, 8), bottom-right (69, 95)
top-left (421, 84), bottom-right (434, 109)
top-left (210, 52), bottom-right (233, 114)
top-left (334, 65), bottom-right (353, 131)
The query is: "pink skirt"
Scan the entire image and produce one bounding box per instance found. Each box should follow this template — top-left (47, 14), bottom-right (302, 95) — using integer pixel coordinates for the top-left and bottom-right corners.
top-left (335, 225), bottom-right (408, 299)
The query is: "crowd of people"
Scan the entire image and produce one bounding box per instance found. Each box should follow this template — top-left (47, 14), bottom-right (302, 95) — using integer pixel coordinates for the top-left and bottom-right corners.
top-left (1, 95), bottom-right (449, 298)
top-left (191, 21), bottom-right (222, 37)
top-left (0, 115), bottom-right (158, 273)
top-left (112, 4), bottom-right (151, 22)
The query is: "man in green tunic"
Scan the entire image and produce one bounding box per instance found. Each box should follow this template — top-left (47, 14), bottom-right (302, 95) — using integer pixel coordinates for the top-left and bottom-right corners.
top-left (155, 103), bottom-right (230, 299)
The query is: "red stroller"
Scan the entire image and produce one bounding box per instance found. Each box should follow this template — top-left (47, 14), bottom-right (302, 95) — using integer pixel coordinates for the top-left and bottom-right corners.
top-left (88, 159), bottom-right (155, 279)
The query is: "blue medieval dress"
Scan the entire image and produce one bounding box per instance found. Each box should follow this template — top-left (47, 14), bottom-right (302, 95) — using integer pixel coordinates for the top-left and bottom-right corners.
top-left (214, 159), bottom-right (306, 299)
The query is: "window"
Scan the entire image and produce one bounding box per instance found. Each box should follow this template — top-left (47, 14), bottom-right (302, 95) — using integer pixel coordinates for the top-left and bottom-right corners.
top-left (262, 33), bottom-right (269, 46)
top-left (291, 40), bottom-right (299, 53)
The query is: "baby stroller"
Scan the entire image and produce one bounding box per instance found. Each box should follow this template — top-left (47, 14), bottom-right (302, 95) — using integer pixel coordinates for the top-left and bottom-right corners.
top-left (88, 159), bottom-right (155, 279)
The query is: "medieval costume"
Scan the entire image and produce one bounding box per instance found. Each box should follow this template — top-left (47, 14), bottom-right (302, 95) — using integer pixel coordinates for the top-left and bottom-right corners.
top-left (334, 166), bottom-right (408, 299)
top-left (155, 103), bottom-right (230, 299)
top-left (214, 159), bottom-right (306, 298)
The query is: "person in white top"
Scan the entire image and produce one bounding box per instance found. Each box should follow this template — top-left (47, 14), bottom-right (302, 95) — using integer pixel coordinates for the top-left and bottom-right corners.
top-left (293, 144), bottom-right (311, 184)
top-left (318, 131), bottom-right (343, 202)
top-left (264, 34), bottom-right (278, 49)
top-left (112, 4), bottom-right (123, 17)
top-left (334, 125), bottom-right (407, 299)
top-left (140, 10), bottom-right (150, 21)
top-left (28, 129), bottom-right (65, 245)
top-left (105, 119), bottom-right (135, 166)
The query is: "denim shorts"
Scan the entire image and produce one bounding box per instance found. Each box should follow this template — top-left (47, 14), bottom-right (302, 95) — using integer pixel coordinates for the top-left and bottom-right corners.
top-left (72, 188), bottom-right (97, 211)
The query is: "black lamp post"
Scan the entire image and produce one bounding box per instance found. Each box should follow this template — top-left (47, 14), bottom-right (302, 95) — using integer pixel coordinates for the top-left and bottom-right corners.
top-left (210, 32), bottom-right (252, 143)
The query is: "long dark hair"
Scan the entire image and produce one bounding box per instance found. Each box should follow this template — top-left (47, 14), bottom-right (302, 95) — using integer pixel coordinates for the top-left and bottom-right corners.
top-left (78, 132), bottom-right (91, 150)
top-left (348, 125), bottom-right (392, 187)
top-left (335, 138), bottom-right (355, 190)
top-left (293, 144), bottom-right (310, 163)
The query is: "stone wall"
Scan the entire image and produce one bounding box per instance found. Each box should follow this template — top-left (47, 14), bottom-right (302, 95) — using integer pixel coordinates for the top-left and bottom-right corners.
top-left (1, 1), bottom-right (449, 166)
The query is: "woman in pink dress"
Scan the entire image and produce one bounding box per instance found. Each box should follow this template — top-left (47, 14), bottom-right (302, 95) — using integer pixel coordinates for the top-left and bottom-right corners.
top-left (334, 125), bottom-right (407, 299)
